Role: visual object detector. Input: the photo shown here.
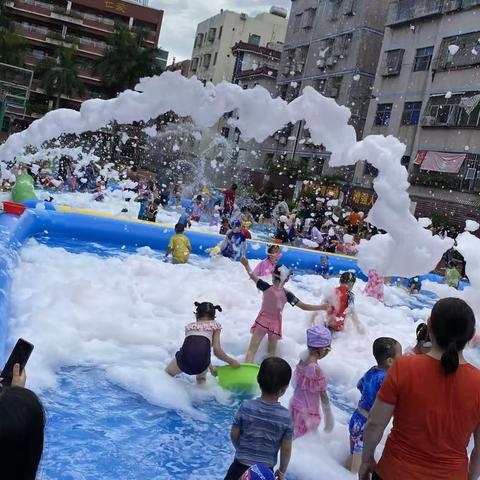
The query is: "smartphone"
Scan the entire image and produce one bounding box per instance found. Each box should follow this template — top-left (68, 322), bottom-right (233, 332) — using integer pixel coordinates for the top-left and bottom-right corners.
top-left (0, 338), bottom-right (34, 386)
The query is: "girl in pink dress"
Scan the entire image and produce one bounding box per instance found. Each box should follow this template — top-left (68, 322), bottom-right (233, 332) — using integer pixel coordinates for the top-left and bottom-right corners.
top-left (363, 269), bottom-right (385, 302)
top-left (240, 257), bottom-right (329, 364)
top-left (290, 325), bottom-right (334, 438)
top-left (253, 244), bottom-right (282, 277)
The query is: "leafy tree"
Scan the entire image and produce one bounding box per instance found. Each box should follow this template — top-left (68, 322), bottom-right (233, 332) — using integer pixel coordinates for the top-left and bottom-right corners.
top-left (95, 23), bottom-right (164, 97)
top-left (38, 46), bottom-right (84, 110)
top-left (0, 0), bottom-right (26, 66)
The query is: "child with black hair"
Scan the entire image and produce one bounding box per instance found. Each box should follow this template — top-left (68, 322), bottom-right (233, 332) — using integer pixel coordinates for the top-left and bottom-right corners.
top-left (405, 322), bottom-right (431, 355)
top-left (241, 257), bottom-right (329, 364)
top-left (165, 223), bottom-right (191, 264)
top-left (225, 357), bottom-right (293, 480)
top-left (325, 272), bottom-right (364, 333)
top-left (165, 301), bottom-right (240, 384)
top-left (145, 198), bottom-right (161, 222)
top-left (348, 337), bottom-right (402, 474)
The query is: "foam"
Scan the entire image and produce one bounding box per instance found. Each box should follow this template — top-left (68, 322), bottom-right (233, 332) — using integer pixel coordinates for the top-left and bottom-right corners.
top-left (8, 239), bottom-right (454, 479)
top-left (0, 72), bottom-right (453, 277)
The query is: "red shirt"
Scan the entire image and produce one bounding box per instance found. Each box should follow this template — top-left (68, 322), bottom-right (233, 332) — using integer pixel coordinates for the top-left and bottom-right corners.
top-left (241, 227), bottom-right (252, 239)
top-left (223, 189), bottom-right (236, 211)
top-left (327, 285), bottom-right (351, 331)
top-left (376, 355), bottom-right (480, 480)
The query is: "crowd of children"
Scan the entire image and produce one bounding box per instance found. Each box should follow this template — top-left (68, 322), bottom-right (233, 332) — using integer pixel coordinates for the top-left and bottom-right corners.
top-left (162, 226), bottom-right (445, 479)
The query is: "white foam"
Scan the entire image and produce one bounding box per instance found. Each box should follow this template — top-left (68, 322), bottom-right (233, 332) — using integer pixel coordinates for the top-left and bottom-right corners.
top-left (8, 240), bottom-right (463, 479)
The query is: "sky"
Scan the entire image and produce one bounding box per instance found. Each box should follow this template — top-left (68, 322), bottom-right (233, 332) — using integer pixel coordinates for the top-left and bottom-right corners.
top-left (149, 0), bottom-right (291, 63)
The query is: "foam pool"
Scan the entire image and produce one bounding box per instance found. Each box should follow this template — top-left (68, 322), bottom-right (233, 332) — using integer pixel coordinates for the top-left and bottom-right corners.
top-left (2, 209), bottom-right (472, 480)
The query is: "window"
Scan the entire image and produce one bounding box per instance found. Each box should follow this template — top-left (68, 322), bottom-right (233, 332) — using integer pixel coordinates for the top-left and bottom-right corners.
top-left (413, 46), bottom-right (434, 71)
top-left (382, 49), bottom-right (404, 76)
top-left (402, 102), bottom-right (422, 125)
top-left (421, 93), bottom-right (480, 127)
top-left (314, 76), bottom-right (343, 98)
top-left (293, 13), bottom-right (303, 32)
top-left (435, 32), bottom-right (480, 70)
top-left (302, 8), bottom-right (316, 29)
top-left (401, 156), bottom-right (411, 168)
top-left (203, 53), bottom-right (211, 69)
top-left (375, 103), bottom-right (393, 126)
top-left (207, 28), bottom-right (216, 43)
top-left (248, 34), bottom-right (261, 46)
top-left (462, 0), bottom-right (480, 8)
top-left (213, 52), bottom-right (218, 66)
top-left (218, 26), bottom-right (223, 40)
top-left (221, 127), bottom-right (230, 138)
top-left (194, 33), bottom-right (204, 48)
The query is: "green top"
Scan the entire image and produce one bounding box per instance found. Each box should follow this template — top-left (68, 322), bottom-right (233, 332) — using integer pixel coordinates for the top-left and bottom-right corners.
top-left (12, 172), bottom-right (37, 203)
top-left (445, 267), bottom-right (461, 288)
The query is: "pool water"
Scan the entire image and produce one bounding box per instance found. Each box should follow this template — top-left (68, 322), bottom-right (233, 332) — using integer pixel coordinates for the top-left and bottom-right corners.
top-left (40, 367), bottom-right (249, 480)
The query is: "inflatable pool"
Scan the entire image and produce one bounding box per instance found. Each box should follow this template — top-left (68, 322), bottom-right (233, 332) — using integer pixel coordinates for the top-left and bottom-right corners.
top-left (0, 207), bottom-right (458, 479)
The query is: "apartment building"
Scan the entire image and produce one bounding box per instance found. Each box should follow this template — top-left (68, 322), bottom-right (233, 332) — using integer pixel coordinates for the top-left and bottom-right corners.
top-left (5, 0), bottom-right (163, 114)
top-left (359, 0), bottom-right (480, 225)
top-left (244, 0), bottom-right (390, 197)
top-left (188, 7), bottom-right (288, 85)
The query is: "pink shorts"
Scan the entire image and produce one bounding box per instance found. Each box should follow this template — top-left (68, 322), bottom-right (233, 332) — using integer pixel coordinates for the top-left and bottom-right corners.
top-left (250, 321), bottom-right (282, 340)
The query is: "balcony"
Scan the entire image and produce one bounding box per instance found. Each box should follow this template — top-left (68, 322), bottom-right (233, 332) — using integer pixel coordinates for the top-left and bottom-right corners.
top-left (8, 0), bottom-right (54, 17)
top-left (387, 0), bottom-right (444, 26)
top-left (77, 37), bottom-right (106, 56)
top-left (13, 22), bottom-right (48, 42)
top-left (77, 67), bottom-right (101, 83)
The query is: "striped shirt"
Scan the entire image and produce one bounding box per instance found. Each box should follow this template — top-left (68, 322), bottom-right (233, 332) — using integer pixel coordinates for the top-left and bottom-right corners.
top-left (233, 398), bottom-right (293, 468)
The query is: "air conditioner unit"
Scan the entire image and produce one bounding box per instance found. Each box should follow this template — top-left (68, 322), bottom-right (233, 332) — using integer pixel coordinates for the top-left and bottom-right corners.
top-left (240, 13), bottom-right (247, 20)
top-left (317, 59), bottom-right (326, 68)
top-left (325, 87), bottom-right (339, 98)
top-left (283, 65), bottom-right (290, 75)
top-left (279, 136), bottom-right (287, 145)
top-left (421, 116), bottom-right (436, 126)
top-left (326, 56), bottom-right (336, 66)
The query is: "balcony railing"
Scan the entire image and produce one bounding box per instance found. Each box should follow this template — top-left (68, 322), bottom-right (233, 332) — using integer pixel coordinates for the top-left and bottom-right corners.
top-left (387, 0), bottom-right (444, 25)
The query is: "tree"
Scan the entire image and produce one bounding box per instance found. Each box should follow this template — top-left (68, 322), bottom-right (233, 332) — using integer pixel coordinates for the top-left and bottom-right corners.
top-left (38, 46), bottom-right (84, 110)
top-left (95, 23), bottom-right (164, 97)
top-left (0, 0), bottom-right (26, 66)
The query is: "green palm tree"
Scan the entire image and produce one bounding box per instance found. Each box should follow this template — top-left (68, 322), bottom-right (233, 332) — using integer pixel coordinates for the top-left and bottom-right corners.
top-left (38, 46), bottom-right (84, 110)
top-left (95, 23), bottom-right (164, 97)
top-left (0, 0), bottom-right (26, 66)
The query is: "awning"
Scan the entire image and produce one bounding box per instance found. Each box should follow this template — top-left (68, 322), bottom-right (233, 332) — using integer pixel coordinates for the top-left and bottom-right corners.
top-left (419, 151), bottom-right (466, 173)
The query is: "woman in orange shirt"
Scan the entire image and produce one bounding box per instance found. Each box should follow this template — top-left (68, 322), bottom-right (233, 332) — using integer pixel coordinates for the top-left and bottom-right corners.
top-left (359, 297), bottom-right (480, 480)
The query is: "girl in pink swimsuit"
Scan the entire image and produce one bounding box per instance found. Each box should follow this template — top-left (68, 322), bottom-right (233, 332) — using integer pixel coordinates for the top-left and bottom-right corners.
top-left (253, 244), bottom-right (282, 277)
top-left (240, 257), bottom-right (328, 364)
top-left (290, 325), bottom-right (335, 437)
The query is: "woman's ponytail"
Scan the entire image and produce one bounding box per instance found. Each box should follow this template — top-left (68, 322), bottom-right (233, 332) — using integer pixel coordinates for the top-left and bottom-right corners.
top-left (440, 340), bottom-right (459, 375)
top-left (431, 298), bottom-right (475, 376)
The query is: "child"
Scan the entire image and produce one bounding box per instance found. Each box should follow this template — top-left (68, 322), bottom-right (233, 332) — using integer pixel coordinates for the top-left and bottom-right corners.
top-left (348, 337), bottom-right (402, 474)
top-left (165, 223), bottom-right (191, 264)
top-left (326, 272), bottom-right (363, 333)
top-left (406, 276), bottom-right (422, 294)
top-left (191, 194), bottom-right (204, 222)
top-left (225, 357), bottom-right (293, 480)
top-left (445, 261), bottom-right (461, 289)
top-left (136, 191), bottom-right (152, 220)
top-left (165, 301), bottom-right (240, 384)
top-left (178, 207), bottom-right (192, 229)
top-left (253, 244), bottom-right (282, 277)
top-left (290, 325), bottom-right (334, 438)
top-left (145, 198), bottom-right (161, 222)
top-left (219, 219), bottom-right (247, 261)
top-left (404, 322), bottom-right (431, 355)
top-left (240, 257), bottom-right (328, 363)
top-left (363, 269), bottom-right (385, 302)
top-left (274, 218), bottom-right (289, 244)
top-left (241, 207), bottom-right (255, 230)
top-left (219, 217), bottom-right (230, 235)
top-left (318, 255), bottom-right (330, 278)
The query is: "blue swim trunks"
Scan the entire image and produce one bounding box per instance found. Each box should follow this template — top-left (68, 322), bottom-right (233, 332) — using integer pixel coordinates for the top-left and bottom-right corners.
top-left (349, 409), bottom-right (367, 454)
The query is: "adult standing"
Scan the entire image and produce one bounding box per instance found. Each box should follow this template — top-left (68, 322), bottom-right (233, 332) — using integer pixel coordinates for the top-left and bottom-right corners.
top-left (359, 297), bottom-right (480, 480)
top-left (222, 183), bottom-right (238, 217)
top-left (272, 194), bottom-right (290, 221)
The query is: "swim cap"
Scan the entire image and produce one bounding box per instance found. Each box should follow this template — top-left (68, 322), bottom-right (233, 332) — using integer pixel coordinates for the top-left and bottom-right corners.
top-left (240, 464), bottom-right (275, 480)
top-left (231, 219), bottom-right (241, 228)
top-left (185, 206), bottom-right (193, 214)
top-left (307, 325), bottom-right (332, 348)
top-left (273, 264), bottom-right (292, 284)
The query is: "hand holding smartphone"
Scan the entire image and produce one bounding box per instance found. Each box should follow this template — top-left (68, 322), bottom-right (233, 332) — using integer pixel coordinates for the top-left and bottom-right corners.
top-left (0, 338), bottom-right (34, 387)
